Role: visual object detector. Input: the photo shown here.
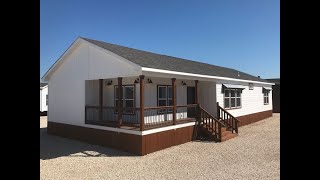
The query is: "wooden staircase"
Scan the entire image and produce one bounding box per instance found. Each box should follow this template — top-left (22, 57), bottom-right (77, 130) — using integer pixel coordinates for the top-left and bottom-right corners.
top-left (196, 104), bottom-right (240, 142)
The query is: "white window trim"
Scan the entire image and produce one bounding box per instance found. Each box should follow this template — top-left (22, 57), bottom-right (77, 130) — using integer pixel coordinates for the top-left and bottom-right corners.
top-left (115, 85), bottom-right (135, 114)
top-left (224, 89), bottom-right (242, 109)
top-left (157, 85), bottom-right (173, 114)
top-left (264, 91), bottom-right (269, 105)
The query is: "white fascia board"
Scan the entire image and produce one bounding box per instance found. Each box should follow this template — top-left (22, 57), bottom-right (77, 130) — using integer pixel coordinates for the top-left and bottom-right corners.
top-left (42, 37), bottom-right (142, 81)
top-left (41, 37), bottom-right (83, 81)
top-left (142, 67), bottom-right (275, 85)
top-left (40, 85), bottom-right (48, 90)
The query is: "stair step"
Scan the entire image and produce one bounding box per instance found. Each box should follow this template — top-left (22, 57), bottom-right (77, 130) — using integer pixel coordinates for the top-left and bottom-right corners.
top-left (205, 127), bottom-right (236, 137)
top-left (201, 124), bottom-right (227, 132)
top-left (221, 130), bottom-right (233, 137)
top-left (221, 133), bottom-right (238, 142)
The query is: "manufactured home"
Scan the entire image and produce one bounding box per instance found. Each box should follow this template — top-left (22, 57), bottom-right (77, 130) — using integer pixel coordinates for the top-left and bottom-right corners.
top-left (40, 82), bottom-right (48, 115)
top-left (42, 37), bottom-right (274, 155)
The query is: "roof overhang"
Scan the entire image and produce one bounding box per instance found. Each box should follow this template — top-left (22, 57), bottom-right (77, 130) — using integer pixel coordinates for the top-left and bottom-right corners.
top-left (222, 84), bottom-right (246, 89)
top-left (42, 37), bottom-right (142, 81)
top-left (40, 85), bottom-right (48, 90)
top-left (142, 67), bottom-right (275, 85)
top-left (41, 37), bottom-right (84, 81)
top-left (263, 87), bottom-right (272, 91)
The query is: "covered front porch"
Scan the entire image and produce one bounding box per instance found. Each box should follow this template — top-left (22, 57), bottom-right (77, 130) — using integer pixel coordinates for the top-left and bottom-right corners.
top-left (85, 75), bottom-right (204, 131)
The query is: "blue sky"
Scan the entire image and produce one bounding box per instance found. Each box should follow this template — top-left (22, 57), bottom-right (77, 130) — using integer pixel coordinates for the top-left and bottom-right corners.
top-left (40, 0), bottom-right (279, 80)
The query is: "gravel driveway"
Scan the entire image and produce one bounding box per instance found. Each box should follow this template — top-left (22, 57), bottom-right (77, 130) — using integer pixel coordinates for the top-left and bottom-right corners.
top-left (40, 114), bottom-right (280, 180)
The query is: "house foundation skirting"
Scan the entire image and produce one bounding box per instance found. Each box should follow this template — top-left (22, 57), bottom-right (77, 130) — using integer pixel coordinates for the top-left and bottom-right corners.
top-left (236, 110), bottom-right (273, 127)
top-left (47, 110), bottom-right (271, 155)
top-left (47, 121), bottom-right (196, 156)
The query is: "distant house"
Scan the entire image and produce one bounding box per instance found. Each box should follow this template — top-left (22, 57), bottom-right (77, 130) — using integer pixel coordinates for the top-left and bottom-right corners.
top-left (266, 78), bottom-right (280, 113)
top-left (42, 37), bottom-right (274, 155)
top-left (40, 82), bottom-right (48, 115)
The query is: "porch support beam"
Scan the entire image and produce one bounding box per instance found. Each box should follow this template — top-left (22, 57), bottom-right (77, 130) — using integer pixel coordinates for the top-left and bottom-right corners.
top-left (139, 75), bottom-right (145, 131)
top-left (99, 79), bottom-right (103, 121)
top-left (172, 78), bottom-right (177, 125)
top-left (195, 80), bottom-right (199, 104)
top-left (118, 77), bottom-right (123, 128)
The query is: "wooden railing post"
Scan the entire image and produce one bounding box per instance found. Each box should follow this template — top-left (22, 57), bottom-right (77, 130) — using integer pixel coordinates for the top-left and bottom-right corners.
top-left (235, 120), bottom-right (238, 133)
top-left (118, 77), bottom-right (123, 128)
top-left (172, 78), bottom-right (177, 125)
top-left (139, 75), bottom-right (145, 131)
top-left (196, 104), bottom-right (201, 124)
top-left (217, 102), bottom-right (220, 119)
top-left (99, 79), bottom-right (103, 121)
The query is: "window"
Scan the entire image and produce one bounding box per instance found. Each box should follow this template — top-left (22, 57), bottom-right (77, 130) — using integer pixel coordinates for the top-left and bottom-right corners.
top-left (224, 89), bottom-right (241, 109)
top-left (46, 95), bottom-right (48, 106)
top-left (249, 83), bottom-right (254, 90)
top-left (114, 85), bottom-right (135, 114)
top-left (158, 85), bottom-right (173, 113)
top-left (264, 91), bottom-right (269, 105)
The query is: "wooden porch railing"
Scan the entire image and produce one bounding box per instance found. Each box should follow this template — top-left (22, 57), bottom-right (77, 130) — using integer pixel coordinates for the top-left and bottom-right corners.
top-left (197, 105), bottom-right (223, 141)
top-left (85, 106), bottom-right (140, 127)
top-left (216, 102), bottom-right (240, 133)
top-left (144, 106), bottom-right (174, 128)
top-left (85, 104), bottom-right (197, 130)
top-left (143, 104), bottom-right (197, 129)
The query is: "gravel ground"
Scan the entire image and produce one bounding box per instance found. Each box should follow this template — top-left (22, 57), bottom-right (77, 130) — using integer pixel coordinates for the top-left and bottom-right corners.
top-left (40, 114), bottom-right (280, 180)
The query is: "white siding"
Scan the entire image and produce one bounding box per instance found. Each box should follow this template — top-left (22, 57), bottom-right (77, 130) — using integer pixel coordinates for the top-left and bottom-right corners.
top-left (143, 77), bottom-right (193, 123)
top-left (198, 81), bottom-right (217, 116)
top-left (216, 82), bottom-right (273, 117)
top-left (85, 80), bottom-right (99, 106)
top-left (40, 86), bottom-right (48, 112)
top-left (48, 42), bottom-right (141, 126)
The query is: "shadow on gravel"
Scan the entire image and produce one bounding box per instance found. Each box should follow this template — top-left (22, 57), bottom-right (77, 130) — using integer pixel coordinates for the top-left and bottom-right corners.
top-left (40, 128), bottom-right (136, 160)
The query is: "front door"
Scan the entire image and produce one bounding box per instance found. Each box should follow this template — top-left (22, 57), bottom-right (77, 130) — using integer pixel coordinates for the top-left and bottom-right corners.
top-left (187, 87), bottom-right (196, 118)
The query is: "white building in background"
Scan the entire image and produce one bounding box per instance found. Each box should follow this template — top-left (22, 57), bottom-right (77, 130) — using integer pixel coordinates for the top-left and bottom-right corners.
top-left (40, 82), bottom-right (48, 113)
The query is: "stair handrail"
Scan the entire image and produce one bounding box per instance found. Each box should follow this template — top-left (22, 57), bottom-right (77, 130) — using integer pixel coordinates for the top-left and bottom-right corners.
top-left (216, 102), bottom-right (240, 133)
top-left (197, 104), bottom-right (224, 141)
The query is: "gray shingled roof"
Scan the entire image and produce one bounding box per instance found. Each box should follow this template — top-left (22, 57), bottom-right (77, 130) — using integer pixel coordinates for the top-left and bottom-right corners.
top-left (40, 82), bottom-right (48, 87)
top-left (82, 37), bottom-right (268, 82)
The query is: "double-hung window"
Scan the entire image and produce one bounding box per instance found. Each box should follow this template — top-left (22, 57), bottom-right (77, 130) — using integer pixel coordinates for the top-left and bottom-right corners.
top-left (224, 89), bottom-right (241, 109)
top-left (263, 87), bottom-right (271, 105)
top-left (264, 91), bottom-right (269, 104)
top-left (114, 85), bottom-right (135, 114)
top-left (158, 85), bottom-right (173, 113)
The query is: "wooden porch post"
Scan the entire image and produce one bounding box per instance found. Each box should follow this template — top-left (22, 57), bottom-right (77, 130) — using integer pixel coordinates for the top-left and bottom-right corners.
top-left (118, 77), bottom-right (123, 128)
top-left (139, 75), bottom-right (145, 131)
top-left (99, 79), bottom-right (103, 121)
top-left (195, 80), bottom-right (199, 104)
top-left (172, 78), bottom-right (177, 125)
top-left (195, 80), bottom-right (199, 123)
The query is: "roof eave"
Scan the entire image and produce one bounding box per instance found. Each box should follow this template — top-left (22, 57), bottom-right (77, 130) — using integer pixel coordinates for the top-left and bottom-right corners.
top-left (142, 67), bottom-right (274, 85)
top-left (41, 37), bottom-right (83, 81)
